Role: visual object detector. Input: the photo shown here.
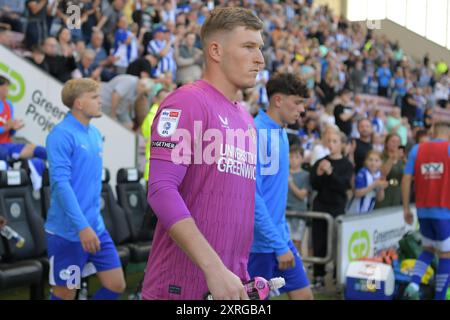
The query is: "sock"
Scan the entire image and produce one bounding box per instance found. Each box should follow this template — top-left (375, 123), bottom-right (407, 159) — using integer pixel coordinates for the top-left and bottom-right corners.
top-left (92, 287), bottom-right (121, 300)
top-left (50, 293), bottom-right (63, 300)
top-left (435, 258), bottom-right (450, 300)
top-left (411, 251), bottom-right (434, 286)
top-left (33, 146), bottom-right (47, 160)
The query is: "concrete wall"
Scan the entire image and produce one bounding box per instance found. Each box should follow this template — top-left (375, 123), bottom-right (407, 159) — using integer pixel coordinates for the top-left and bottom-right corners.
top-left (312, 0), bottom-right (344, 16)
top-left (337, 0), bottom-right (450, 65)
top-left (373, 19), bottom-right (450, 65)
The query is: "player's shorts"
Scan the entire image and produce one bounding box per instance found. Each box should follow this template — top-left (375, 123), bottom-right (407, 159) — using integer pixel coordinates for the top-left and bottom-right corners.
top-left (1, 143), bottom-right (25, 160)
top-left (47, 230), bottom-right (121, 287)
top-left (248, 240), bottom-right (310, 295)
top-left (418, 218), bottom-right (450, 252)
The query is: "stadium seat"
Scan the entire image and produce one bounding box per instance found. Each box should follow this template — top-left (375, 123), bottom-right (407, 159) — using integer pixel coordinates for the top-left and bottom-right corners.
top-left (116, 168), bottom-right (155, 263)
top-left (9, 159), bottom-right (43, 219)
top-left (0, 169), bottom-right (47, 299)
top-left (100, 168), bottom-right (130, 268)
top-left (0, 241), bottom-right (43, 300)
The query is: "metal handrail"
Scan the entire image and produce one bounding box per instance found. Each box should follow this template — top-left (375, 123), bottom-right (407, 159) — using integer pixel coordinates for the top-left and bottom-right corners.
top-left (285, 210), bottom-right (335, 265)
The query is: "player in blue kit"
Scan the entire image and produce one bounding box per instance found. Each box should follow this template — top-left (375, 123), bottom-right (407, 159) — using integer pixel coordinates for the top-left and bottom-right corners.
top-left (45, 78), bottom-right (125, 300)
top-left (248, 73), bottom-right (313, 300)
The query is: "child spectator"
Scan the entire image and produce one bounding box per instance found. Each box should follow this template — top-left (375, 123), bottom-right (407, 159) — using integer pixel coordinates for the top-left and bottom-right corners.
top-left (286, 144), bottom-right (311, 253)
top-left (347, 150), bottom-right (388, 215)
top-left (310, 129), bottom-right (353, 288)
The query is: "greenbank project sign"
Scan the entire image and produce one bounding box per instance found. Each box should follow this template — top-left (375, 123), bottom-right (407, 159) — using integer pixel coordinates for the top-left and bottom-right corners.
top-left (0, 59), bottom-right (67, 135)
top-left (0, 62), bottom-right (25, 103)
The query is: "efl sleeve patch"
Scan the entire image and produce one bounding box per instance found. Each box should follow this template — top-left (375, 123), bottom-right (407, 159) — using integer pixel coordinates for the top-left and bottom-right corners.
top-left (157, 109), bottom-right (182, 138)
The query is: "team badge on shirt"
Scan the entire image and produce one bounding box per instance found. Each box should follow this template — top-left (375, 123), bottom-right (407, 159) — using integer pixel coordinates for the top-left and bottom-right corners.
top-left (157, 109), bottom-right (181, 137)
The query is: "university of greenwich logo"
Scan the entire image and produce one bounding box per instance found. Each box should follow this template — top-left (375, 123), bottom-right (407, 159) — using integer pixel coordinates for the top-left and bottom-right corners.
top-left (0, 62), bottom-right (25, 103)
top-left (348, 230), bottom-right (370, 262)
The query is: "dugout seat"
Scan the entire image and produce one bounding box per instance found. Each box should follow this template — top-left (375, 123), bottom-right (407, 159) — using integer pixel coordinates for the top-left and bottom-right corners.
top-left (100, 168), bottom-right (130, 268)
top-left (8, 159), bottom-right (44, 219)
top-left (116, 168), bottom-right (155, 263)
top-left (0, 238), bottom-right (43, 300)
top-left (0, 169), bottom-right (47, 299)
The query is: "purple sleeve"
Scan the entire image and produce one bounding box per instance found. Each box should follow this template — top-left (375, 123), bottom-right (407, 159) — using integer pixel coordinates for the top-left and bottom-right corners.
top-left (147, 158), bottom-right (191, 231)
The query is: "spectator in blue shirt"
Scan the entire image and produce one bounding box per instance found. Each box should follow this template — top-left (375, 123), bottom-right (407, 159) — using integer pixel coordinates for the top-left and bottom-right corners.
top-left (376, 61), bottom-right (392, 97)
top-left (393, 67), bottom-right (406, 107)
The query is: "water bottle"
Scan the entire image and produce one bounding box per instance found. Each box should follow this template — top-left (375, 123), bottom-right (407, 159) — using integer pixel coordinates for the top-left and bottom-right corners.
top-left (0, 225), bottom-right (25, 248)
top-left (205, 277), bottom-right (285, 300)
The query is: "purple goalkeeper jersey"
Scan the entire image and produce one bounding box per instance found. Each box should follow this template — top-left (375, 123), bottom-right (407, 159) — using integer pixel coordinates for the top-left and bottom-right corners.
top-left (142, 80), bottom-right (257, 300)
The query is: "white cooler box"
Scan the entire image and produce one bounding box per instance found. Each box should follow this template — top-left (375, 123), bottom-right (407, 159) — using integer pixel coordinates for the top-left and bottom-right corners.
top-left (345, 261), bottom-right (395, 300)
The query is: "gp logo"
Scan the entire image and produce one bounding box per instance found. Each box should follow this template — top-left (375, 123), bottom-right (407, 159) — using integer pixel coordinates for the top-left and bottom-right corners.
top-left (0, 62), bottom-right (25, 103)
top-left (348, 230), bottom-right (370, 262)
